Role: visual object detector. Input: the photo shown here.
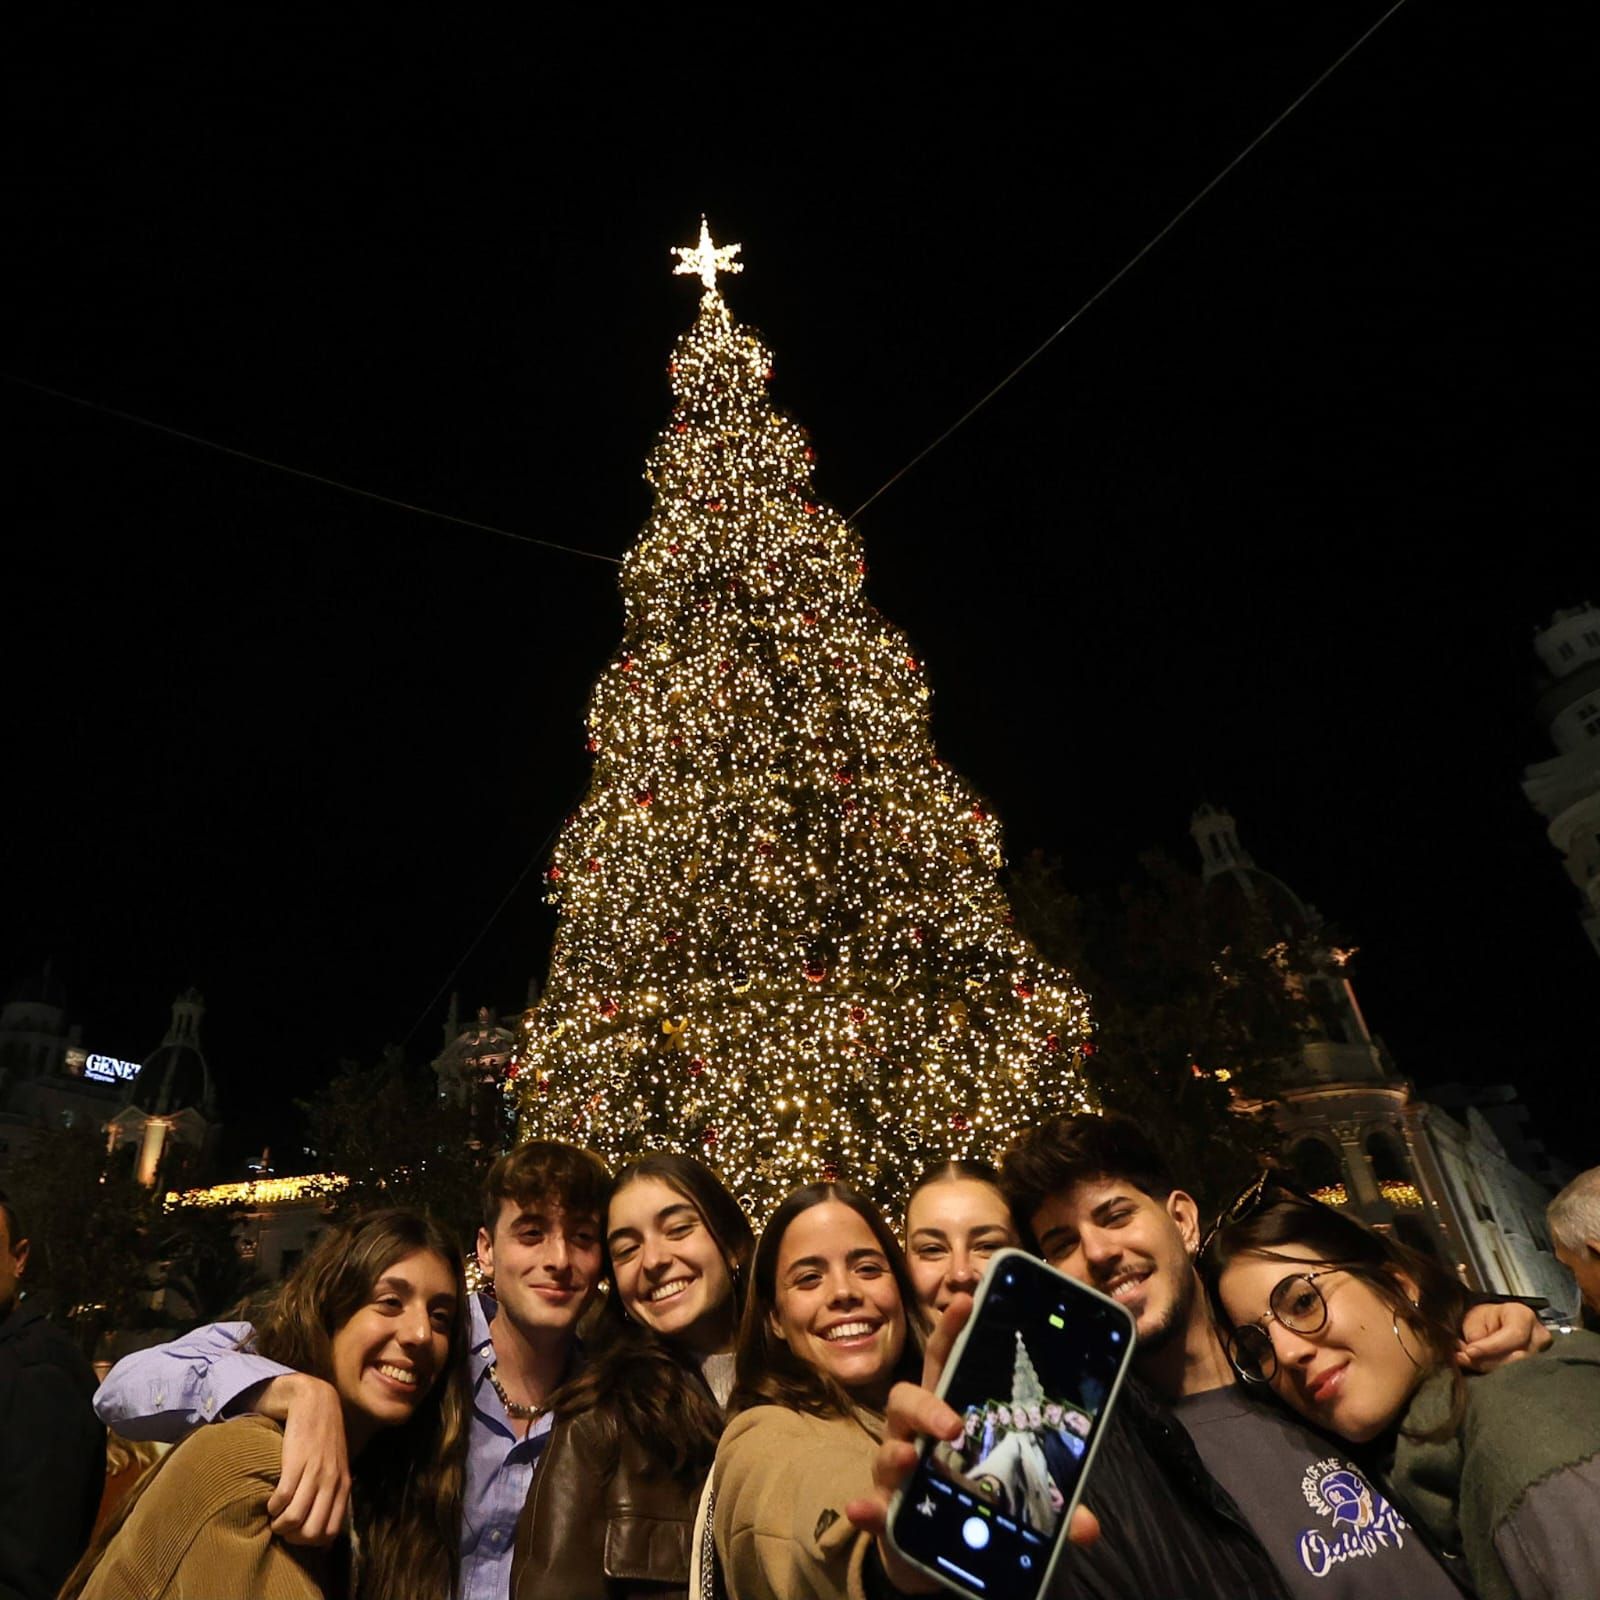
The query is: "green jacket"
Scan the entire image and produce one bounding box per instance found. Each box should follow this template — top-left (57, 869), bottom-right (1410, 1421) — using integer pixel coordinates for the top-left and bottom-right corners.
top-left (1387, 1330), bottom-right (1600, 1600)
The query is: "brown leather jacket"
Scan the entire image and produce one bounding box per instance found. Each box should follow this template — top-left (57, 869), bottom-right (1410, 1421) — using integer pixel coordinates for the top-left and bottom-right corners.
top-left (511, 1402), bottom-right (702, 1600)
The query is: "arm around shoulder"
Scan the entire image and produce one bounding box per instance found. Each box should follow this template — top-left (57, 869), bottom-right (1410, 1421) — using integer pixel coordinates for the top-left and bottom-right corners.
top-left (93, 1320), bottom-right (290, 1441)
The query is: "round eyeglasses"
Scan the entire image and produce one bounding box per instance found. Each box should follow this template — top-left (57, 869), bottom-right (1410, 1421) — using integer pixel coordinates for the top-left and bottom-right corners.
top-left (1226, 1269), bottom-right (1343, 1384)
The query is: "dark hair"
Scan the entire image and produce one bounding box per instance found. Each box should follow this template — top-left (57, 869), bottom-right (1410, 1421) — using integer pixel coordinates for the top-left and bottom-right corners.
top-left (1199, 1191), bottom-right (1471, 1437)
top-left (907, 1157), bottom-right (1005, 1206)
top-left (548, 1152), bottom-right (755, 1479)
top-left (733, 1181), bottom-right (926, 1420)
top-left (62, 1210), bottom-right (472, 1600)
top-left (481, 1139), bottom-right (611, 1236)
top-left (0, 1191), bottom-right (20, 1251)
top-left (1000, 1113), bottom-right (1175, 1248)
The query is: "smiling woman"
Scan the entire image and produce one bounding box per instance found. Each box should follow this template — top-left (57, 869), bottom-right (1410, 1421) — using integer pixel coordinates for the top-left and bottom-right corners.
top-left (61, 1210), bottom-right (471, 1600)
top-left (1204, 1192), bottom-right (1600, 1600)
top-left (711, 1182), bottom-right (927, 1600)
top-left (511, 1152), bottom-right (754, 1600)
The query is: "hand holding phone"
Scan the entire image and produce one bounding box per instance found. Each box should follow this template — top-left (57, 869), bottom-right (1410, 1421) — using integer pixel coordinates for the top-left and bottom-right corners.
top-left (881, 1250), bottom-right (1135, 1599)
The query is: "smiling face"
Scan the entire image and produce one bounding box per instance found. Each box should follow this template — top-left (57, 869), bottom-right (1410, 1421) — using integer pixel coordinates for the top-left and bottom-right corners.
top-left (608, 1174), bottom-right (736, 1353)
top-left (1555, 1240), bottom-right (1600, 1316)
top-left (1218, 1252), bottom-right (1427, 1443)
top-left (904, 1177), bottom-right (1019, 1313)
top-left (1029, 1175), bottom-right (1201, 1356)
top-left (329, 1247), bottom-right (456, 1452)
top-left (769, 1199), bottom-right (907, 1408)
top-left (477, 1196), bottom-right (602, 1345)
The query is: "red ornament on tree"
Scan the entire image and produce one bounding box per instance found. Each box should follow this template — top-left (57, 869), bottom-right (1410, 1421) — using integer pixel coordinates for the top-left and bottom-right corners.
top-left (586, 736), bottom-right (599, 753)
top-left (599, 998), bottom-right (619, 1018)
top-left (802, 611), bottom-right (818, 627)
top-left (1015, 981), bottom-right (1034, 1000)
top-left (635, 789), bottom-right (654, 807)
top-left (586, 858), bottom-right (601, 873)
top-left (950, 1113), bottom-right (970, 1132)
top-left (1044, 1033), bottom-right (1060, 1053)
top-left (849, 1006), bottom-right (866, 1023)
top-left (546, 865), bottom-right (564, 882)
top-left (835, 768), bottom-right (854, 786)
top-left (803, 500), bottom-right (819, 515)
top-left (701, 1126), bottom-right (718, 1147)
top-left (820, 1161), bottom-right (839, 1183)
top-left (804, 960), bottom-right (827, 983)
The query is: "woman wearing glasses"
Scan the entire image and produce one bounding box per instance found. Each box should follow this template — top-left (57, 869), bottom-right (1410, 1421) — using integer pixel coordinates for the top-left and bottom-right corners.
top-left (1203, 1186), bottom-right (1600, 1600)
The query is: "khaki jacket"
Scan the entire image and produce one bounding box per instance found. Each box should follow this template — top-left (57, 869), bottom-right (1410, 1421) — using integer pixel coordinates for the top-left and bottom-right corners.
top-left (711, 1405), bottom-right (882, 1600)
top-left (76, 1414), bottom-right (331, 1599)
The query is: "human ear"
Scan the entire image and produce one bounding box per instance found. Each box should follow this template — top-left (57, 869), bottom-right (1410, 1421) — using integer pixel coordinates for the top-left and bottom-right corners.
top-left (476, 1227), bottom-right (495, 1280)
top-left (767, 1308), bottom-right (788, 1345)
top-left (1167, 1191), bottom-right (1201, 1255)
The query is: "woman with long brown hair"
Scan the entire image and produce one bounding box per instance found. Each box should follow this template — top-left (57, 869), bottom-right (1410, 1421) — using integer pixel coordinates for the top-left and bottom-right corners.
top-left (62, 1209), bottom-right (471, 1600)
top-left (711, 1180), bottom-right (926, 1600)
top-left (511, 1150), bottom-right (754, 1599)
top-left (1202, 1186), bottom-right (1600, 1600)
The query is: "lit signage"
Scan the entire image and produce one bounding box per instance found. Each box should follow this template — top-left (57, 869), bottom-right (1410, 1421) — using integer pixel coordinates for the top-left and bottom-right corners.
top-left (84, 1053), bottom-right (142, 1084)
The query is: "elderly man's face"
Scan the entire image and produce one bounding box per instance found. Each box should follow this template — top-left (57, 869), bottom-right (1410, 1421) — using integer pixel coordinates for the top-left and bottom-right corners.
top-left (1555, 1240), bottom-right (1600, 1317)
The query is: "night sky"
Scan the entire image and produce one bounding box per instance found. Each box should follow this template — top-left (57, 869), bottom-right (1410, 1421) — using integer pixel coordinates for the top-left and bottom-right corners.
top-left (6, 9), bottom-right (1592, 1175)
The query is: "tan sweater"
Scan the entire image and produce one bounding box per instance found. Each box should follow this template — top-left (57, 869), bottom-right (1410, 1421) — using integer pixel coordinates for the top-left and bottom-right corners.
top-left (76, 1414), bottom-right (331, 1600)
top-left (711, 1404), bottom-right (882, 1600)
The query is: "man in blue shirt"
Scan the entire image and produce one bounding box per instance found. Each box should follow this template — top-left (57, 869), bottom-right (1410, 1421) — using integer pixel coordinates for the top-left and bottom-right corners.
top-left (95, 1140), bottom-right (609, 1600)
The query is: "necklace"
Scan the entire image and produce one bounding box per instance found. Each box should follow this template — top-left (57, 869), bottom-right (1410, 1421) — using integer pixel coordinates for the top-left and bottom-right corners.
top-left (486, 1362), bottom-right (543, 1421)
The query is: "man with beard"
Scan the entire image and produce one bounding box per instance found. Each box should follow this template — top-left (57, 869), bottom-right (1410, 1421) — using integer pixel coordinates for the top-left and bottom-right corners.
top-left (848, 1115), bottom-right (1546, 1599)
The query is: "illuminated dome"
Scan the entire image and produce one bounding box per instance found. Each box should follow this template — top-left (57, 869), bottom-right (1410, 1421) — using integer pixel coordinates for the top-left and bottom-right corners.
top-left (129, 988), bottom-right (216, 1118)
top-left (1189, 802), bottom-right (1316, 939)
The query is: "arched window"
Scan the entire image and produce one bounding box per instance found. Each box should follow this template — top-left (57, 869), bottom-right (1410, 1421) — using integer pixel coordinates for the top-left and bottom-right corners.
top-left (1289, 1137), bottom-right (1344, 1192)
top-left (1366, 1130), bottom-right (1409, 1184)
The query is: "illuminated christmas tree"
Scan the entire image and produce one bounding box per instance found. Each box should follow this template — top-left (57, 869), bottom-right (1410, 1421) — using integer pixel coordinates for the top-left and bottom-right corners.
top-left (514, 222), bottom-right (1094, 1216)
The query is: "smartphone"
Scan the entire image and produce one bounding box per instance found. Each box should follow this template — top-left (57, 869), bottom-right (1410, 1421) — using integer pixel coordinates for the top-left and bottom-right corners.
top-left (885, 1248), bottom-right (1136, 1599)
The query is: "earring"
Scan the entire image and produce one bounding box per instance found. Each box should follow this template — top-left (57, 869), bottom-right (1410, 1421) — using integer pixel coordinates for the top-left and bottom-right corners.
top-left (1392, 1316), bottom-right (1421, 1369)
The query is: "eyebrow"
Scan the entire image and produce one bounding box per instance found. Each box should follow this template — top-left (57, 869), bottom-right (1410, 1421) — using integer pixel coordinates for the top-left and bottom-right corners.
top-left (784, 1247), bottom-right (887, 1279)
top-left (375, 1275), bottom-right (457, 1307)
top-left (607, 1203), bottom-right (699, 1247)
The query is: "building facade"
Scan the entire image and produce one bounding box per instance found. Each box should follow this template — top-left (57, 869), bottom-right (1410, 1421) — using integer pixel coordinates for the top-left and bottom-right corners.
top-left (1190, 806), bottom-right (1579, 1322)
top-left (105, 988), bottom-right (221, 1190)
top-left (0, 969), bottom-right (146, 1186)
top-left (1521, 601), bottom-right (1600, 962)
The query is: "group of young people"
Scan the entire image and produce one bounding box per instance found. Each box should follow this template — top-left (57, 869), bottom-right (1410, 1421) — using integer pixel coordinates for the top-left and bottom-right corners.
top-left (71, 1115), bottom-right (1598, 1599)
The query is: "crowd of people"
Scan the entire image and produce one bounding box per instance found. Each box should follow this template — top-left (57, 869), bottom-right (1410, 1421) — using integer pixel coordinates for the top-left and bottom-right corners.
top-left (3, 1122), bottom-right (1598, 1599)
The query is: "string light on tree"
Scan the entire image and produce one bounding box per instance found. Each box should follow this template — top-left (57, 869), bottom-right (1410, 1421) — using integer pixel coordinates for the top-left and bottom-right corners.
top-left (514, 221), bottom-right (1095, 1218)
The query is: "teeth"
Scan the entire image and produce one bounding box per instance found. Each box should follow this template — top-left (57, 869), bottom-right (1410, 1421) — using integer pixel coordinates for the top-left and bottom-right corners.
top-left (825, 1322), bottom-right (875, 1341)
top-left (648, 1280), bottom-right (691, 1302)
top-left (376, 1363), bottom-right (418, 1386)
top-left (1107, 1275), bottom-right (1146, 1301)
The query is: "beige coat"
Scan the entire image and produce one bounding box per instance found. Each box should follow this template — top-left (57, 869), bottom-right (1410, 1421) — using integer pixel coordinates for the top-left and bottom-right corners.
top-left (711, 1405), bottom-right (882, 1600)
top-left (76, 1414), bottom-right (331, 1600)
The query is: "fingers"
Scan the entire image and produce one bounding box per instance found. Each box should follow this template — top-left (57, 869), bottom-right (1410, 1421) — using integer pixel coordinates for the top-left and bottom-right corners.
top-left (270, 1469), bottom-right (349, 1546)
top-left (843, 1495), bottom-right (886, 1537)
top-left (883, 1381), bottom-right (963, 1452)
top-left (920, 1296), bottom-right (973, 1390)
top-left (1068, 1505), bottom-right (1101, 1547)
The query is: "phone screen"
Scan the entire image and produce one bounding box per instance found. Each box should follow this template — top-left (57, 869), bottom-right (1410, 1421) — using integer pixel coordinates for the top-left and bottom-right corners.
top-left (888, 1250), bottom-right (1135, 1599)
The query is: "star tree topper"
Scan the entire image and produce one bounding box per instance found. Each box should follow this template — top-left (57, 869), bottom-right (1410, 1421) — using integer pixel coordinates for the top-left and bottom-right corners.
top-left (672, 217), bottom-right (743, 292)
